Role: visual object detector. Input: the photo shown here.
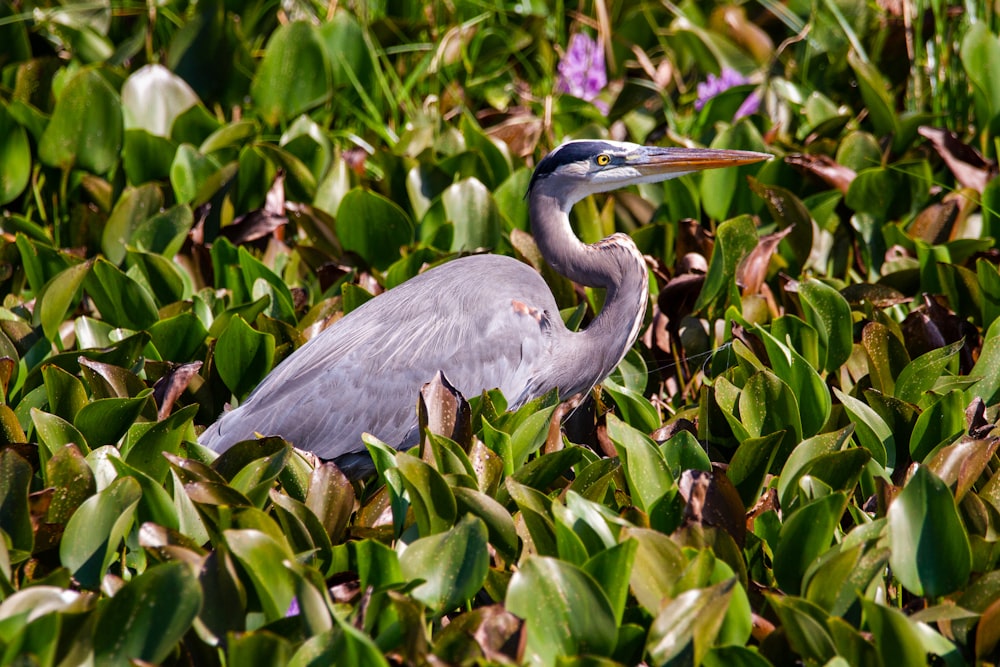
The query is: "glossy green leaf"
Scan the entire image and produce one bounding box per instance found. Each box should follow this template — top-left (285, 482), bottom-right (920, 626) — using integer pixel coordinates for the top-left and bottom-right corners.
top-left (694, 215), bottom-right (757, 315)
top-left (646, 579), bottom-right (736, 666)
top-left (798, 278), bottom-right (854, 372)
top-left (335, 188), bottom-right (414, 270)
top-left (251, 21), bottom-right (332, 125)
top-left (0, 103), bottom-right (30, 204)
top-left (507, 556), bottom-right (617, 665)
top-left (606, 413), bottom-right (674, 513)
top-left (396, 453), bottom-right (457, 536)
top-left (224, 528), bottom-right (297, 621)
top-left (74, 390), bottom-right (151, 447)
top-left (214, 315), bottom-right (275, 400)
top-left (0, 450), bottom-right (33, 560)
top-left (909, 389), bottom-right (966, 462)
top-left (887, 466), bottom-right (972, 598)
top-left (38, 68), bottom-right (123, 173)
top-left (101, 184), bottom-right (165, 265)
top-left (895, 339), bottom-right (964, 406)
top-left (34, 260), bottom-right (91, 342)
top-left (773, 493), bottom-right (846, 595)
top-left (400, 515), bottom-right (489, 614)
top-left (85, 258), bottom-right (160, 330)
top-left (60, 476), bottom-right (142, 589)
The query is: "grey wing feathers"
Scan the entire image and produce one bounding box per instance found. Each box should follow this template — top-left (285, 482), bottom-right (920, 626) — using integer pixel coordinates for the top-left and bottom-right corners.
top-left (198, 255), bottom-right (561, 460)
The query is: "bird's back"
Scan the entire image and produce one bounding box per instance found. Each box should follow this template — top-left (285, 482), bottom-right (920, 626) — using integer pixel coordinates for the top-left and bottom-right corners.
top-left (198, 254), bottom-right (562, 464)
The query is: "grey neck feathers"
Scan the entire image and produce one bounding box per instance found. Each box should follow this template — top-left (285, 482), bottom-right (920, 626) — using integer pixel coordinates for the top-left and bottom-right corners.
top-left (529, 190), bottom-right (648, 391)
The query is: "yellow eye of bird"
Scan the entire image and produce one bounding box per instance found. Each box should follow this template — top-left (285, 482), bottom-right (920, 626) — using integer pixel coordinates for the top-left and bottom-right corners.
top-left (596, 154), bottom-right (611, 166)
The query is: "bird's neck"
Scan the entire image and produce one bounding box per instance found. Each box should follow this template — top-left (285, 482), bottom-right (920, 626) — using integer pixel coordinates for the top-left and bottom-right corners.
top-left (530, 191), bottom-right (648, 387)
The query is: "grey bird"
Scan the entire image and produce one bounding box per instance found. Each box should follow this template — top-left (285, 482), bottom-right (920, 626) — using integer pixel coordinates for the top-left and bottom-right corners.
top-left (199, 140), bottom-right (769, 475)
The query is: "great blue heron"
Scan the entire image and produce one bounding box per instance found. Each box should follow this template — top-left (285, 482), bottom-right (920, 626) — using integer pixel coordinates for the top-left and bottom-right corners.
top-left (199, 140), bottom-right (769, 475)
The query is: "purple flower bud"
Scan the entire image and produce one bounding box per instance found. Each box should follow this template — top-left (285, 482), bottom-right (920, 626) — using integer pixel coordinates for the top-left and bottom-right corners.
top-left (556, 32), bottom-right (608, 109)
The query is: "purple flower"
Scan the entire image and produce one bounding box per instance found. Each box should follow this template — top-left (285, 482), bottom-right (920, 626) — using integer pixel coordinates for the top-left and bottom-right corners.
top-left (695, 68), bottom-right (761, 120)
top-left (286, 597), bottom-right (300, 617)
top-left (556, 33), bottom-right (608, 110)
top-left (695, 69), bottom-right (749, 111)
top-left (734, 90), bottom-right (762, 119)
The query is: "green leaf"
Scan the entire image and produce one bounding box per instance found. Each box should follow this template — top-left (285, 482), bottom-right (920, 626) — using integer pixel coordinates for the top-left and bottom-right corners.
top-left (38, 68), bottom-right (123, 173)
top-left (224, 528), bottom-right (297, 622)
top-left (887, 465), bottom-right (972, 598)
top-left (453, 487), bottom-right (519, 563)
top-left (0, 450), bottom-right (34, 559)
top-left (60, 475), bottom-right (142, 589)
top-left (507, 556), bottom-right (618, 665)
top-left (170, 143), bottom-right (224, 205)
top-left (42, 364), bottom-right (88, 423)
top-left (396, 453), bottom-right (457, 536)
top-left (74, 390), bottom-right (151, 447)
top-left (623, 526), bottom-right (688, 613)
top-left (0, 102), bottom-right (31, 205)
top-left (440, 177), bottom-right (502, 251)
top-left (251, 21), bottom-right (332, 125)
top-left (646, 579), bottom-right (736, 666)
top-left (833, 388), bottom-right (892, 468)
top-left (694, 215), bottom-right (757, 315)
top-left (798, 278), bottom-right (854, 373)
top-left (772, 493), bottom-right (846, 595)
top-left (909, 389), bottom-right (966, 462)
top-left (400, 515), bottom-right (489, 614)
top-left (606, 414), bottom-right (674, 513)
top-left (214, 315), bottom-right (275, 400)
top-left (34, 260), bottom-right (91, 342)
top-left (32, 408), bottom-right (90, 455)
top-left (335, 188), bottom-right (414, 270)
top-left (85, 258), bottom-right (160, 330)
top-left (121, 63), bottom-right (199, 137)
top-left (101, 184), bottom-right (165, 265)
top-left (895, 339), bottom-right (964, 406)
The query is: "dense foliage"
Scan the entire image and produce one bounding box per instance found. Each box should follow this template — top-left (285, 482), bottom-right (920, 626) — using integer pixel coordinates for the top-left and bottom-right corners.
top-left (3, 0), bottom-right (1000, 665)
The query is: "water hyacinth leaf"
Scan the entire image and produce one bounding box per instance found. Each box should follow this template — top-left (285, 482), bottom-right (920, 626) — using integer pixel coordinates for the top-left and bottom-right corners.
top-left (60, 476), bottom-right (142, 589)
top-left (623, 526), bottom-right (688, 613)
top-left (170, 143), bottom-right (224, 204)
top-left (270, 490), bottom-right (334, 573)
top-left (131, 205), bottom-right (195, 259)
top-left (396, 453), bottom-right (457, 536)
top-left (74, 390), bottom-right (151, 448)
top-left (106, 456), bottom-right (179, 531)
top-left (507, 556), bottom-right (617, 665)
top-left (909, 389), bottom-right (966, 462)
top-left (754, 325), bottom-right (829, 438)
top-left (224, 529), bottom-right (297, 622)
top-left (287, 622), bottom-right (390, 667)
top-left (251, 21), bottom-right (332, 126)
top-left (214, 315), bottom-right (275, 400)
top-left (126, 249), bottom-right (190, 307)
top-left (662, 429), bottom-right (712, 477)
top-left (0, 102), bottom-right (30, 204)
top-left (694, 214), bottom-right (757, 315)
top-left (833, 388), bottom-right (892, 468)
top-left (85, 258), bottom-right (160, 331)
top-left (887, 466), bottom-right (972, 598)
top-left (441, 177), bottom-right (503, 251)
top-left (45, 444), bottom-right (97, 524)
top-left (42, 364), bottom-right (88, 423)
top-left (125, 404), bottom-right (199, 483)
top-left (32, 408), bottom-right (90, 455)
top-left (38, 68), bottom-right (123, 174)
top-left (0, 450), bottom-right (33, 560)
top-left (740, 369), bottom-right (802, 443)
top-left (34, 260), bottom-right (91, 342)
top-left (646, 579), bottom-right (736, 666)
top-left (101, 184), bottom-right (165, 264)
top-left (121, 64), bottom-right (199, 137)
top-left (582, 538), bottom-right (637, 624)
top-left (777, 425), bottom-right (854, 510)
top-left (768, 594), bottom-right (837, 663)
top-left (453, 487), bottom-right (519, 563)
top-left (606, 413), bottom-right (674, 513)
top-left (149, 312), bottom-right (208, 362)
top-left (306, 462), bottom-right (356, 545)
top-left (798, 278), bottom-right (854, 372)
top-left (335, 188), bottom-right (414, 270)
top-left (727, 431), bottom-right (785, 508)
top-left (400, 515), bottom-right (489, 614)
top-left (863, 599), bottom-right (960, 666)
top-left (894, 339), bottom-right (964, 406)
top-left (773, 492), bottom-right (847, 595)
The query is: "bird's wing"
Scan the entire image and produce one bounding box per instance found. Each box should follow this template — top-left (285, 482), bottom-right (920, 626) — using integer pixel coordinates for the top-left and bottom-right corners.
top-left (199, 255), bottom-right (561, 460)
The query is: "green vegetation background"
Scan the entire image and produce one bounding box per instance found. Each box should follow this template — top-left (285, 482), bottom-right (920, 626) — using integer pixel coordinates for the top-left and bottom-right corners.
top-left (2, 0), bottom-right (1000, 665)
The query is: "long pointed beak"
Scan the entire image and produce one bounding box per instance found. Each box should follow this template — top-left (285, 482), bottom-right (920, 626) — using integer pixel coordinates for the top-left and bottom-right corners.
top-left (629, 146), bottom-right (771, 175)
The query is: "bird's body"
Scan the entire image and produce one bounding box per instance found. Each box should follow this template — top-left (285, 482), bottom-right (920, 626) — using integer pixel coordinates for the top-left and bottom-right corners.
top-left (200, 140), bottom-right (768, 474)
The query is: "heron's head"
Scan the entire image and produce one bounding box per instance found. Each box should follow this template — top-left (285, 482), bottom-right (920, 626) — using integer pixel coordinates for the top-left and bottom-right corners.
top-left (528, 140), bottom-right (770, 208)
